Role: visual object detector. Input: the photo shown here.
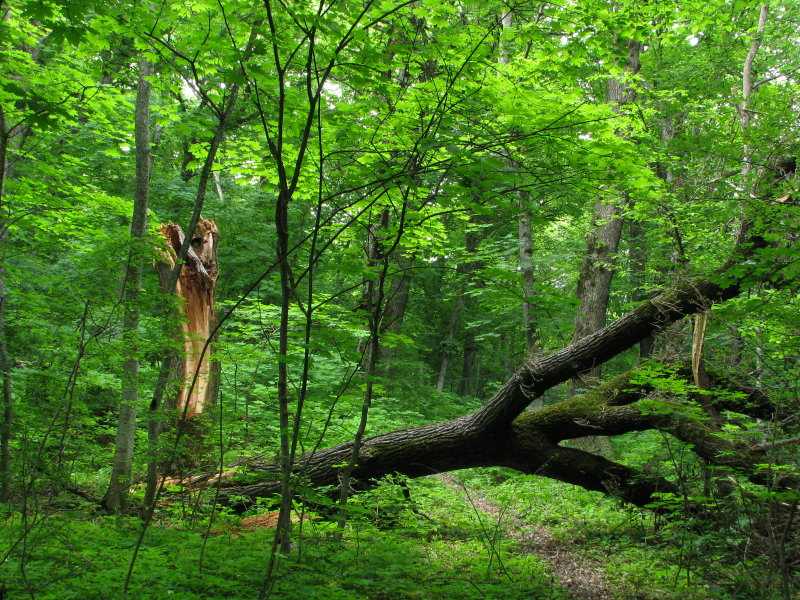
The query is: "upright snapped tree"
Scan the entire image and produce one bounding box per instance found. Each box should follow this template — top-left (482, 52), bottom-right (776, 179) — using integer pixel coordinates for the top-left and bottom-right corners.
top-left (156, 219), bottom-right (220, 420)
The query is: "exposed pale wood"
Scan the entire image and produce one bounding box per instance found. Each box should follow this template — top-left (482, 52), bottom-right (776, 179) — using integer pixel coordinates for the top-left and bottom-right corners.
top-left (157, 219), bottom-right (219, 417)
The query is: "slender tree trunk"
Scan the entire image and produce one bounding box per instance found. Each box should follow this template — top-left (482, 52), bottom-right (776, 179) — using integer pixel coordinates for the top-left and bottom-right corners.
top-left (212, 170), bottom-right (224, 202)
top-left (628, 218), bottom-right (653, 361)
top-left (0, 230), bottom-right (10, 504)
top-left (518, 194), bottom-right (537, 353)
top-left (0, 28), bottom-right (41, 500)
top-left (499, 9), bottom-right (538, 356)
top-left (105, 57), bottom-right (152, 514)
top-left (339, 196), bottom-right (410, 526)
top-left (741, 3), bottom-right (769, 182)
top-left (0, 113), bottom-right (12, 503)
top-left (437, 292), bottom-right (465, 392)
top-left (459, 334), bottom-right (477, 397)
top-left (378, 259), bottom-right (411, 372)
top-left (275, 186), bottom-right (293, 554)
top-left (0, 99), bottom-right (33, 505)
top-left (379, 273), bottom-right (410, 340)
top-left (727, 4), bottom-right (769, 390)
top-left (144, 345), bottom-right (180, 507)
top-left (437, 229), bottom-right (482, 393)
top-left (457, 229), bottom-right (482, 397)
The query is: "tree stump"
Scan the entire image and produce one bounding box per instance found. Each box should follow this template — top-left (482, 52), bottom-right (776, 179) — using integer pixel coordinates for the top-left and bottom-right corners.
top-left (156, 219), bottom-right (220, 419)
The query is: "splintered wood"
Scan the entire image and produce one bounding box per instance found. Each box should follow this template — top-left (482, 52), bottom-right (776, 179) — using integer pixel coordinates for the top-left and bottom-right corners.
top-left (157, 219), bottom-right (219, 417)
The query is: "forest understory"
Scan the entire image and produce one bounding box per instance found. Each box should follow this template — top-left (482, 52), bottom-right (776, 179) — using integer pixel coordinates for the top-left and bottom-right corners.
top-left (1, 0), bottom-right (799, 598)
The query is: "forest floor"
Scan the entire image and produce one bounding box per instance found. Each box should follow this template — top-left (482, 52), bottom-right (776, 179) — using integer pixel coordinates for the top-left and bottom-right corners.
top-left (0, 469), bottom-right (738, 599)
top-left (437, 473), bottom-right (612, 600)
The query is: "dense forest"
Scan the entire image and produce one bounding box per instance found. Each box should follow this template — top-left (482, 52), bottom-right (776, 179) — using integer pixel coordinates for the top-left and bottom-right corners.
top-left (1, 0), bottom-right (799, 598)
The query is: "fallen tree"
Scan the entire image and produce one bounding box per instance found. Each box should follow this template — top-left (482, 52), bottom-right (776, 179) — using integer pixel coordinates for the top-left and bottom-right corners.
top-left (148, 174), bottom-right (795, 517)
top-left (204, 226), bottom-right (798, 510)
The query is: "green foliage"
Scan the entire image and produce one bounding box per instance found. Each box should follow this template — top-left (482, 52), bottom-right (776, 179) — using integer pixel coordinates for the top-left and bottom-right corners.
top-left (1, 0), bottom-right (800, 597)
top-left (0, 477), bottom-right (567, 600)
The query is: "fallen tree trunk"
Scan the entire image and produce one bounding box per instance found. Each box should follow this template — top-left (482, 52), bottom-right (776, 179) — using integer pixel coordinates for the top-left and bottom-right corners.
top-left (217, 368), bottom-right (793, 510)
top-left (213, 239), bottom-right (796, 509)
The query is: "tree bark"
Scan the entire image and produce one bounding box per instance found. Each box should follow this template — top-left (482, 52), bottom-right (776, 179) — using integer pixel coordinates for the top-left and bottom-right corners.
top-left (436, 292), bottom-right (464, 392)
top-left (0, 114), bottom-right (13, 504)
top-left (219, 361), bottom-right (793, 511)
top-left (437, 229), bottom-right (482, 393)
top-left (569, 39), bottom-right (641, 396)
top-left (339, 189), bottom-right (412, 531)
top-left (144, 42), bottom-right (243, 493)
top-left (0, 229), bottom-right (10, 504)
top-left (518, 193), bottom-right (538, 353)
top-left (378, 266), bottom-right (411, 371)
top-left (0, 50), bottom-right (34, 502)
top-left (214, 236), bottom-right (788, 509)
top-left (459, 334), bottom-right (478, 397)
top-left (628, 218), bottom-right (654, 361)
top-left (457, 229), bottom-right (482, 397)
top-left (156, 219), bottom-right (220, 419)
top-left (105, 57), bottom-right (152, 514)
top-left (569, 195), bottom-right (625, 393)
top-left (499, 9), bottom-right (538, 356)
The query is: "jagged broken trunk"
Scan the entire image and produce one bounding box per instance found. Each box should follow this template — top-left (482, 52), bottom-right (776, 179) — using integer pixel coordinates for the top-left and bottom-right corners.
top-left (157, 219), bottom-right (220, 419)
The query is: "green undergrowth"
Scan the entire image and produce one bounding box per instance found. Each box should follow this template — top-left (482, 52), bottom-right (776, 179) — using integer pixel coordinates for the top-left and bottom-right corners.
top-left (458, 467), bottom-right (793, 600)
top-left (3, 467), bottom-right (793, 600)
top-left (0, 477), bottom-right (568, 600)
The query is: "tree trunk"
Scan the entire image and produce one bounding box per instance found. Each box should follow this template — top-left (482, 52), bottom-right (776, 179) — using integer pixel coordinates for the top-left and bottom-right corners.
top-left (213, 236), bottom-right (788, 509)
top-left (156, 219), bottom-right (220, 419)
top-left (457, 229), bottom-right (482, 397)
top-left (143, 52), bottom-right (242, 493)
top-left (0, 115), bottom-right (12, 503)
top-left (105, 57), bottom-right (152, 514)
top-left (0, 58), bottom-right (34, 502)
top-left (339, 191), bottom-right (411, 531)
top-left (569, 195), bottom-right (625, 392)
top-left (628, 218), bottom-right (653, 361)
top-left (499, 11), bottom-right (539, 356)
top-left (569, 39), bottom-right (641, 396)
top-left (436, 292), bottom-right (465, 392)
top-left (378, 262), bottom-right (411, 372)
top-left (459, 334), bottom-right (477, 397)
top-left (437, 230), bottom-right (482, 393)
top-left (0, 231), bottom-right (10, 504)
top-left (518, 194), bottom-right (538, 353)
top-left (499, 9), bottom-right (539, 357)
top-left (380, 271), bottom-right (411, 339)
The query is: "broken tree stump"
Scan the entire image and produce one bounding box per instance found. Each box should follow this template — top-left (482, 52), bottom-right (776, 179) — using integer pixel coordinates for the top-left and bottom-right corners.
top-left (156, 219), bottom-right (220, 419)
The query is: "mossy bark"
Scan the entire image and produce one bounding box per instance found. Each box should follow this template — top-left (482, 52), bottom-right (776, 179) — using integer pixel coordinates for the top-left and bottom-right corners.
top-left (217, 365), bottom-right (790, 510)
top-left (211, 237), bottom-right (793, 511)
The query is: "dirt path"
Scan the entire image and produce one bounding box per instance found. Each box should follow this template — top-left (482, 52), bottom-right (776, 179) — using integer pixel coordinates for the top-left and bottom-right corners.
top-left (437, 473), bottom-right (613, 600)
